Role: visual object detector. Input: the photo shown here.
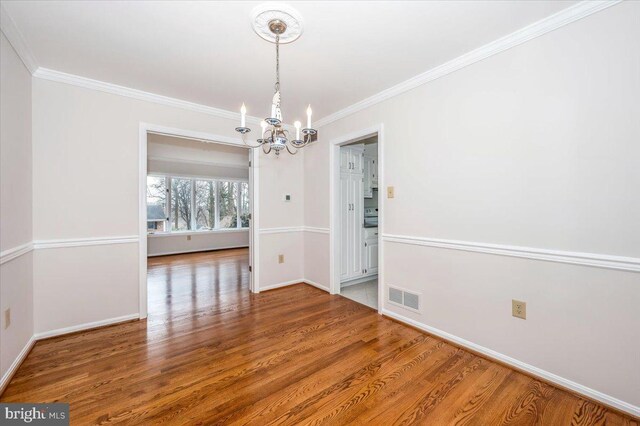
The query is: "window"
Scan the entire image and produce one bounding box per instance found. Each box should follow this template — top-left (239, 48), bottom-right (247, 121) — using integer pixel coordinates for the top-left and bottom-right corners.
top-left (195, 180), bottom-right (216, 230)
top-left (171, 178), bottom-right (193, 231)
top-left (240, 182), bottom-right (250, 228)
top-left (147, 175), bottom-right (249, 234)
top-left (147, 176), bottom-right (167, 232)
top-left (219, 181), bottom-right (238, 228)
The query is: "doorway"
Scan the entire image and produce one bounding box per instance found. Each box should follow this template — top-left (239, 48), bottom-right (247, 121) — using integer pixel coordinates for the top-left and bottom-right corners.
top-left (330, 125), bottom-right (384, 313)
top-left (138, 124), bottom-right (260, 319)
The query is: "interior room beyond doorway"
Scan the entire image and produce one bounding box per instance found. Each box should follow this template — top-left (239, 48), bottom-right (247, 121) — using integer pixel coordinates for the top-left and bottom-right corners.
top-left (144, 132), bottom-right (254, 318)
top-left (339, 136), bottom-right (379, 309)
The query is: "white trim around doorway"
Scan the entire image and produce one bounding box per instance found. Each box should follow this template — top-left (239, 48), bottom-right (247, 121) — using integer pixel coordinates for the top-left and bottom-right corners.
top-left (138, 123), bottom-right (260, 319)
top-left (329, 124), bottom-right (384, 314)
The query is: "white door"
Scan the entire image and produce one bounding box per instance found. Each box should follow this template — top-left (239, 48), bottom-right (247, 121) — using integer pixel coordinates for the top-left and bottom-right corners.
top-left (364, 239), bottom-right (379, 275)
top-left (363, 156), bottom-right (373, 198)
top-left (371, 157), bottom-right (378, 187)
top-left (348, 174), bottom-right (363, 278)
top-left (340, 148), bottom-right (351, 173)
top-left (351, 150), bottom-right (363, 174)
top-left (248, 150), bottom-right (255, 291)
top-left (340, 172), bottom-right (351, 281)
top-left (340, 147), bottom-right (365, 284)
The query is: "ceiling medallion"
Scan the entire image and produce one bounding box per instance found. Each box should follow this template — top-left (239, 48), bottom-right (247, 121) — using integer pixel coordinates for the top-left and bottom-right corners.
top-left (250, 2), bottom-right (304, 44)
top-left (235, 3), bottom-right (316, 156)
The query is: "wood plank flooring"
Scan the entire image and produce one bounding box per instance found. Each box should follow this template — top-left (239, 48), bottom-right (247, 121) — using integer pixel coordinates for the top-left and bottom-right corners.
top-left (2, 248), bottom-right (636, 425)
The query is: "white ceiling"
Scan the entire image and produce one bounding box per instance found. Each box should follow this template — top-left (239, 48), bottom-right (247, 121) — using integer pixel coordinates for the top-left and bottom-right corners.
top-left (3, 1), bottom-right (577, 121)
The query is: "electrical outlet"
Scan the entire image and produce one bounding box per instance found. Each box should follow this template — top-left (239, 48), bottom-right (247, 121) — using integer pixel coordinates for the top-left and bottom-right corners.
top-left (278, 254), bottom-right (284, 264)
top-left (512, 300), bottom-right (526, 319)
top-left (387, 186), bottom-right (395, 198)
top-left (187, 235), bottom-right (192, 241)
top-left (4, 308), bottom-right (10, 329)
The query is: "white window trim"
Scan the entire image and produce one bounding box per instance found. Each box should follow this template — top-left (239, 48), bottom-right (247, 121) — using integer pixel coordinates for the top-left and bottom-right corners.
top-left (190, 177), bottom-right (196, 230)
top-left (166, 176), bottom-right (172, 232)
top-left (214, 180), bottom-right (220, 229)
top-left (149, 171), bottom-right (248, 183)
top-left (148, 228), bottom-right (249, 238)
top-left (236, 181), bottom-right (241, 231)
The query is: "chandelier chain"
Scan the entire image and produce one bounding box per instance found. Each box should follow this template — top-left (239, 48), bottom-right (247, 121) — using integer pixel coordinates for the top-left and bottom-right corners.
top-left (275, 34), bottom-right (280, 93)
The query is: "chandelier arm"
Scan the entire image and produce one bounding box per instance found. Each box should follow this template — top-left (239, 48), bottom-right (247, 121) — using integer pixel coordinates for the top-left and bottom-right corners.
top-left (241, 132), bottom-right (262, 149)
top-left (262, 143), bottom-right (272, 155)
top-left (285, 143), bottom-right (299, 155)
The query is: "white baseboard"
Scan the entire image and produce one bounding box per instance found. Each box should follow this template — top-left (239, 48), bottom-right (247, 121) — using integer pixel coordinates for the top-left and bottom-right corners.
top-left (259, 279), bottom-right (306, 292)
top-left (303, 279), bottom-right (330, 292)
top-left (1, 314), bottom-right (140, 395)
top-left (0, 335), bottom-right (36, 395)
top-left (341, 274), bottom-right (377, 288)
top-left (260, 278), bottom-right (331, 293)
top-left (34, 313), bottom-right (140, 340)
top-left (381, 308), bottom-right (640, 418)
top-left (147, 245), bottom-right (249, 257)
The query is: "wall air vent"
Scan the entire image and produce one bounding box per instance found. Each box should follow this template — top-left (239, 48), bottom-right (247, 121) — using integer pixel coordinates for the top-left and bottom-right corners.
top-left (387, 286), bottom-right (420, 312)
top-left (389, 287), bottom-right (403, 304)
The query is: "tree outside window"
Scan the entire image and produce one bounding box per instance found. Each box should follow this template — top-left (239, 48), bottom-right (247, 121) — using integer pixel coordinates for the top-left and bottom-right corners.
top-left (195, 180), bottom-right (216, 230)
top-left (240, 182), bottom-right (250, 228)
top-left (171, 178), bottom-right (192, 231)
top-left (219, 181), bottom-right (238, 228)
top-left (147, 176), bottom-right (167, 232)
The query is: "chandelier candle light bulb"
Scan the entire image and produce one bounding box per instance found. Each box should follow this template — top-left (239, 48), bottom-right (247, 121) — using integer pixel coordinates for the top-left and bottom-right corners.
top-left (306, 105), bottom-right (312, 129)
top-left (240, 103), bottom-right (247, 128)
top-left (261, 120), bottom-right (267, 139)
top-left (294, 121), bottom-right (301, 140)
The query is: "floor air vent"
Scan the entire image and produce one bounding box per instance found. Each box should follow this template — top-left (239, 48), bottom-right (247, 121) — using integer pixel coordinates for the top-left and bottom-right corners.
top-left (387, 286), bottom-right (420, 312)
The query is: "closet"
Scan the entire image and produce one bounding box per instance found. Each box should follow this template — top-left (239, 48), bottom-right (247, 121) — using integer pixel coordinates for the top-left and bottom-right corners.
top-left (340, 145), bottom-right (364, 282)
top-left (363, 155), bottom-right (377, 198)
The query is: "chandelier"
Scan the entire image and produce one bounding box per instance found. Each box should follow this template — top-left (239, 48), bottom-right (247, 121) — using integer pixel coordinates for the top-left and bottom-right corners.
top-left (235, 17), bottom-right (316, 156)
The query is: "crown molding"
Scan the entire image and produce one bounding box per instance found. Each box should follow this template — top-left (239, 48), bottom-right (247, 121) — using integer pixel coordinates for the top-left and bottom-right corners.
top-left (0, 3), bottom-right (39, 73)
top-left (3, 1), bottom-right (621, 131)
top-left (32, 67), bottom-right (266, 124)
top-left (33, 68), bottom-right (297, 131)
top-left (314, 0), bottom-right (622, 128)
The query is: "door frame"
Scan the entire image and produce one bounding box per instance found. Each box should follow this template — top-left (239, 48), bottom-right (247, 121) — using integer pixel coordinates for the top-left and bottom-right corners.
top-left (138, 123), bottom-right (260, 319)
top-left (329, 124), bottom-right (384, 314)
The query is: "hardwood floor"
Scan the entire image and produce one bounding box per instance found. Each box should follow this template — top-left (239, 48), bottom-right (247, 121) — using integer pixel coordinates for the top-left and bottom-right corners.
top-left (2, 248), bottom-right (636, 425)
